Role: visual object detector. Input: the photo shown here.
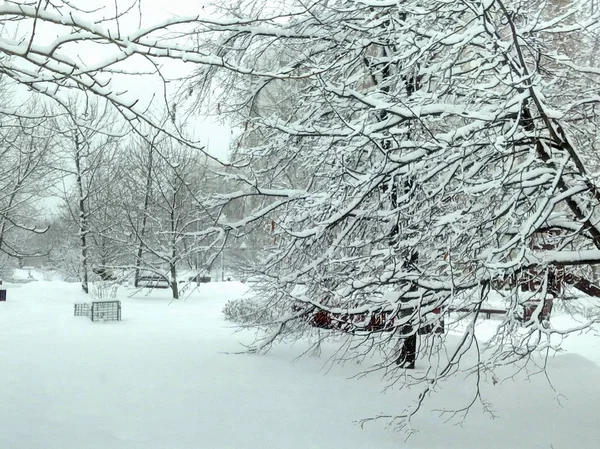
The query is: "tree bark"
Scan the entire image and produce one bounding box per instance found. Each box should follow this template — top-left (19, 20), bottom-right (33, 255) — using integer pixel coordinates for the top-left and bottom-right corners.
top-left (74, 133), bottom-right (89, 294)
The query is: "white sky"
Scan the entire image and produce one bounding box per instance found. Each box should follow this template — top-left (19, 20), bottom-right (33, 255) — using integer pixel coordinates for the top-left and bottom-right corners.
top-left (109, 0), bottom-right (234, 159)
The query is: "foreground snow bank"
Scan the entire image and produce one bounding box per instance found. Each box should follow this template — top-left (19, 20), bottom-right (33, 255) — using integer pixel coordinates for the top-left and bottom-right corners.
top-left (0, 281), bottom-right (599, 448)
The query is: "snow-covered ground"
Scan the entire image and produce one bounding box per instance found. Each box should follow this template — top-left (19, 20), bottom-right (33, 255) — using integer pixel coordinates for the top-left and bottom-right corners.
top-left (1, 281), bottom-right (599, 448)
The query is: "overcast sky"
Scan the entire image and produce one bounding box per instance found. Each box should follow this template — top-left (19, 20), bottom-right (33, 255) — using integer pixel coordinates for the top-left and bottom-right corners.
top-left (121, 0), bottom-right (234, 159)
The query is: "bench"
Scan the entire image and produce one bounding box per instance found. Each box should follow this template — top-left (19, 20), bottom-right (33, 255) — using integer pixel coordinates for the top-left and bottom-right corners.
top-left (137, 275), bottom-right (170, 289)
top-left (448, 307), bottom-right (506, 320)
top-left (189, 275), bottom-right (211, 283)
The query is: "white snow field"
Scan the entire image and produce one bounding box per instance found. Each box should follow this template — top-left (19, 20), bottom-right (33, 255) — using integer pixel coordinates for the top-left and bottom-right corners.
top-left (1, 281), bottom-right (600, 449)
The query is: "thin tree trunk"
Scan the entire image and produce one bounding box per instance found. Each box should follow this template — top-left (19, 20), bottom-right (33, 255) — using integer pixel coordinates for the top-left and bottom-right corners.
top-left (74, 133), bottom-right (89, 294)
top-left (170, 260), bottom-right (179, 299)
top-left (134, 144), bottom-right (153, 287)
top-left (169, 194), bottom-right (179, 299)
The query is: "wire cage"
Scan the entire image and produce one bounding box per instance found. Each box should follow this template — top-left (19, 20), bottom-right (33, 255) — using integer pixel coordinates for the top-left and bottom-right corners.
top-left (74, 303), bottom-right (91, 317)
top-left (90, 300), bottom-right (122, 322)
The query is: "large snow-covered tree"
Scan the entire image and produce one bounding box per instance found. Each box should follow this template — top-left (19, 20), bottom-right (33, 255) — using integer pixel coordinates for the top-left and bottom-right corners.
top-left (174, 0), bottom-right (600, 425)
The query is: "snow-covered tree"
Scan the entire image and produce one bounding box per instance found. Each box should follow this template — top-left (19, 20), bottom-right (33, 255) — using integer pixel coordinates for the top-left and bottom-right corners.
top-left (54, 99), bottom-right (125, 293)
top-left (177, 0), bottom-right (600, 426)
top-left (0, 103), bottom-right (55, 274)
top-left (121, 137), bottom-right (218, 299)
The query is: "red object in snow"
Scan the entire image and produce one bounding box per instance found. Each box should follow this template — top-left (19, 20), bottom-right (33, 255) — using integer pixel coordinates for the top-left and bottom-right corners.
top-left (522, 298), bottom-right (553, 323)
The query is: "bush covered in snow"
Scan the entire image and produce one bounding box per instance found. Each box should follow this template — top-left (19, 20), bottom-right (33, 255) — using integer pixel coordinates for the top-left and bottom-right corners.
top-left (222, 297), bottom-right (274, 325)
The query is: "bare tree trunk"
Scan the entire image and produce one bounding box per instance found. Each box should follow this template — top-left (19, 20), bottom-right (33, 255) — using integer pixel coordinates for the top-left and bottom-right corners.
top-left (169, 195), bottom-right (179, 299)
top-left (169, 260), bottom-right (179, 299)
top-left (134, 144), bottom-right (153, 287)
top-left (74, 133), bottom-right (89, 294)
